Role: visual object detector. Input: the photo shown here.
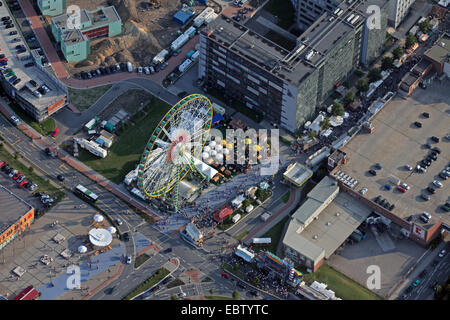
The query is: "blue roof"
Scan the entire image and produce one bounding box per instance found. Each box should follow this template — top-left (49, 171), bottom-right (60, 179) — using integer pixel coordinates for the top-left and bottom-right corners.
top-left (173, 10), bottom-right (194, 25)
top-left (212, 114), bottom-right (224, 123)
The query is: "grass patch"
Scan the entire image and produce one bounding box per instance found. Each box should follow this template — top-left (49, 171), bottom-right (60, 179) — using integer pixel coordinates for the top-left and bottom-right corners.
top-left (259, 215), bottom-right (289, 254)
top-left (134, 253), bottom-right (151, 268)
top-left (0, 148), bottom-right (65, 202)
top-left (303, 265), bottom-right (383, 300)
top-left (8, 102), bottom-right (55, 136)
top-left (235, 231), bottom-right (249, 241)
top-left (123, 267), bottom-right (170, 300)
top-left (67, 85), bottom-right (113, 112)
top-left (167, 278), bottom-right (185, 289)
top-left (201, 277), bottom-right (212, 283)
top-left (205, 296), bottom-right (232, 300)
top-left (264, 0), bottom-right (295, 30)
top-left (78, 97), bottom-right (171, 183)
top-left (281, 191), bottom-right (290, 203)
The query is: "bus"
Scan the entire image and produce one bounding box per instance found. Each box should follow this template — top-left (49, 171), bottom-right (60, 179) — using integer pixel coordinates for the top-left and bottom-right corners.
top-left (74, 184), bottom-right (99, 202)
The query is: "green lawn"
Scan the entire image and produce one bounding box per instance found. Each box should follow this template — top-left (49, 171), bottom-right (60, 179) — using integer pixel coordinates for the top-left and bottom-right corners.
top-left (134, 253), bottom-right (151, 268)
top-left (167, 278), bottom-right (185, 288)
top-left (0, 148), bottom-right (65, 203)
top-left (281, 191), bottom-right (290, 203)
top-left (7, 101), bottom-right (55, 136)
top-left (264, 0), bottom-right (295, 30)
top-left (78, 98), bottom-right (171, 183)
top-left (123, 268), bottom-right (170, 300)
top-left (303, 265), bottom-right (383, 300)
top-left (260, 216), bottom-right (289, 254)
top-left (235, 231), bottom-right (249, 241)
top-left (67, 85), bottom-right (113, 112)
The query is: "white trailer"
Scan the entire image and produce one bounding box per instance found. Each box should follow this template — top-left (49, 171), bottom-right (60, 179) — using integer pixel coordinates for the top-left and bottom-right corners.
top-left (204, 12), bottom-right (218, 25)
top-left (178, 58), bottom-right (193, 73)
top-left (74, 138), bottom-right (107, 158)
top-left (171, 33), bottom-right (189, 52)
top-left (152, 49), bottom-right (169, 65)
top-left (193, 7), bottom-right (215, 27)
top-left (191, 50), bottom-right (200, 62)
top-left (183, 26), bottom-right (196, 39)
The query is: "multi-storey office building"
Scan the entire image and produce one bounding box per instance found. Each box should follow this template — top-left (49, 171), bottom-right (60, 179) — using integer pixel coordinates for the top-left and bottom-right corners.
top-left (199, 0), bottom-right (388, 132)
top-left (388, 0), bottom-right (416, 29)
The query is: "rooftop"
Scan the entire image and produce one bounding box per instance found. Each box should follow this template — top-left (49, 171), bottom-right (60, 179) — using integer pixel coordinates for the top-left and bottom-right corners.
top-left (0, 4), bottom-right (66, 112)
top-left (283, 162), bottom-right (313, 187)
top-left (0, 185), bottom-right (33, 235)
top-left (424, 33), bottom-right (450, 64)
top-left (53, 6), bottom-right (121, 33)
top-left (204, 0), bottom-right (388, 86)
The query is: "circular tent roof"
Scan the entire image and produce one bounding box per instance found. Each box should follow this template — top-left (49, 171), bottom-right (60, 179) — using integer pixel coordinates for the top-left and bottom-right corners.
top-left (88, 228), bottom-right (112, 247)
top-left (93, 214), bottom-right (104, 223)
top-left (107, 226), bottom-right (117, 234)
top-left (78, 245), bottom-right (87, 253)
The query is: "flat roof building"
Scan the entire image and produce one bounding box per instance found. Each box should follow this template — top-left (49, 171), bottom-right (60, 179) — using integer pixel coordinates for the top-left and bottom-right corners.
top-left (0, 185), bottom-right (35, 251)
top-left (51, 6), bottom-right (122, 62)
top-left (199, 0), bottom-right (389, 132)
top-left (423, 33), bottom-right (450, 77)
top-left (283, 162), bottom-right (313, 187)
top-left (282, 178), bottom-right (372, 271)
top-left (0, 3), bottom-right (67, 122)
top-left (38, 0), bottom-right (67, 17)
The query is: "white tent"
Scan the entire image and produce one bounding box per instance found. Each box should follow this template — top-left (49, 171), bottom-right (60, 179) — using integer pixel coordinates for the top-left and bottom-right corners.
top-left (78, 245), bottom-right (87, 253)
top-left (89, 228), bottom-right (112, 247)
top-left (107, 226), bottom-right (117, 234)
top-left (93, 214), bottom-right (104, 223)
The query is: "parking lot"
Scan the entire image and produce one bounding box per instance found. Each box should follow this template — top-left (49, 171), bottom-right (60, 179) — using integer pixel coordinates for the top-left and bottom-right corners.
top-left (340, 79), bottom-right (450, 227)
top-left (327, 229), bottom-right (427, 298)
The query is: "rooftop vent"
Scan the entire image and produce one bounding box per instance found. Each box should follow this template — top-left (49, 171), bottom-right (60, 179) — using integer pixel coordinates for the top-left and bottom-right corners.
top-left (313, 235), bottom-right (318, 240)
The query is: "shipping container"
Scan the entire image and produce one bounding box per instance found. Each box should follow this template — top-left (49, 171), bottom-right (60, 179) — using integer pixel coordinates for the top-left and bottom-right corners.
top-left (99, 129), bottom-right (114, 142)
top-left (184, 26), bottom-right (196, 38)
top-left (100, 136), bottom-right (113, 148)
top-left (104, 122), bottom-right (115, 133)
top-left (171, 33), bottom-right (190, 52)
top-left (152, 49), bottom-right (169, 65)
top-left (178, 58), bottom-right (193, 73)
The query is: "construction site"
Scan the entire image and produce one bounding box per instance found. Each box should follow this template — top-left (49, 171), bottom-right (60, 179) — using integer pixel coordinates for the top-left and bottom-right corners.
top-left (60, 0), bottom-right (218, 74)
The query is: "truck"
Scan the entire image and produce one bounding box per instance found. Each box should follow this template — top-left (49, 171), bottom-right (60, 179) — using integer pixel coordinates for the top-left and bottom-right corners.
top-left (170, 33), bottom-right (189, 52)
top-left (193, 7), bottom-right (214, 27)
top-left (178, 58), bottom-right (193, 73)
top-left (190, 50), bottom-right (200, 62)
top-left (186, 49), bottom-right (195, 59)
top-left (127, 61), bottom-right (133, 72)
top-left (152, 49), bottom-right (169, 65)
top-left (84, 117), bottom-right (99, 131)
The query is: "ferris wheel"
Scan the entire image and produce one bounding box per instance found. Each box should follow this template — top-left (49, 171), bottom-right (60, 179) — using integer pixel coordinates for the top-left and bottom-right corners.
top-left (136, 94), bottom-right (213, 211)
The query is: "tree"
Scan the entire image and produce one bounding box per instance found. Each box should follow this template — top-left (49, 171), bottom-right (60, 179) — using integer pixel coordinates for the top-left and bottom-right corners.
top-left (405, 34), bottom-right (417, 49)
top-left (171, 294), bottom-right (178, 300)
top-left (252, 276), bottom-right (260, 286)
top-left (233, 263), bottom-right (241, 271)
top-left (381, 56), bottom-right (394, 71)
top-left (14, 153), bottom-right (19, 160)
top-left (342, 91), bottom-right (355, 106)
top-left (392, 47), bottom-right (404, 60)
top-left (368, 68), bottom-right (382, 83)
top-left (331, 102), bottom-right (345, 117)
top-left (356, 78), bottom-right (369, 93)
top-left (209, 289), bottom-right (214, 294)
top-left (309, 130), bottom-right (317, 138)
top-left (28, 166), bottom-right (34, 173)
top-left (320, 117), bottom-right (331, 130)
top-left (418, 19), bottom-right (431, 33)
top-left (232, 290), bottom-right (240, 300)
top-left (242, 199), bottom-right (251, 209)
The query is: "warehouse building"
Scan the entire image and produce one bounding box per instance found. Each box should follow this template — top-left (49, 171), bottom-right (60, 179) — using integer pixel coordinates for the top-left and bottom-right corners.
top-left (423, 33), bottom-right (450, 78)
top-left (38, 0), bottom-right (67, 17)
top-left (281, 177), bottom-right (372, 271)
top-left (51, 6), bottom-right (122, 62)
top-left (199, 0), bottom-right (388, 132)
top-left (0, 185), bottom-right (35, 251)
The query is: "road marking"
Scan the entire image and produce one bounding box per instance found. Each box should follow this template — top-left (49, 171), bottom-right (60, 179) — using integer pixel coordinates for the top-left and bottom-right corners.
top-left (58, 163), bottom-right (67, 170)
top-left (12, 139), bottom-right (21, 146)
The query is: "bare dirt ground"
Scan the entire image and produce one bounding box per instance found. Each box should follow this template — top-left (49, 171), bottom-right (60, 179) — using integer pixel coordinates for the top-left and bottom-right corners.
top-left (64, 0), bottom-right (207, 74)
top-left (99, 89), bottom-right (153, 120)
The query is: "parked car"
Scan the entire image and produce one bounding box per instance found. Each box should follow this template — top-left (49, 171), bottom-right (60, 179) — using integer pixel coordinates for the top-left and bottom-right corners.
top-left (368, 169), bottom-right (377, 176)
top-left (422, 112), bottom-right (430, 118)
top-left (220, 272), bottom-right (230, 279)
top-left (438, 249), bottom-right (446, 258)
top-left (405, 164), bottom-right (412, 171)
top-left (430, 136), bottom-right (439, 143)
top-left (359, 188), bottom-right (368, 195)
top-left (432, 180), bottom-right (442, 188)
top-left (421, 194), bottom-right (430, 201)
top-left (426, 186), bottom-right (435, 194)
top-left (57, 174), bottom-right (64, 182)
top-left (412, 279), bottom-right (420, 287)
top-left (414, 121), bottom-right (422, 128)
top-left (126, 256), bottom-right (132, 264)
top-left (123, 232), bottom-right (130, 241)
top-left (115, 218), bottom-right (123, 226)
